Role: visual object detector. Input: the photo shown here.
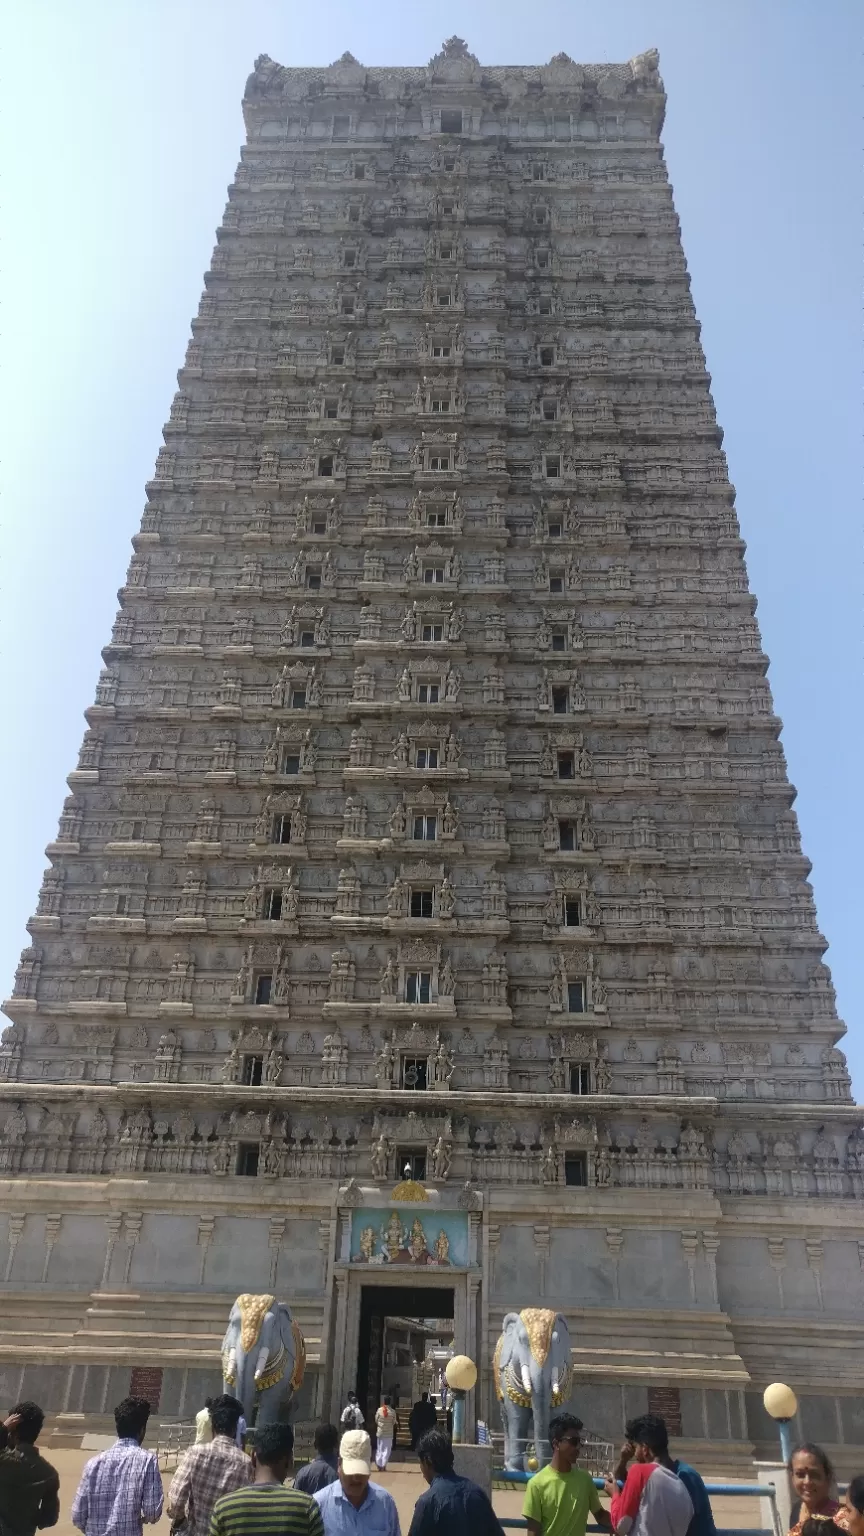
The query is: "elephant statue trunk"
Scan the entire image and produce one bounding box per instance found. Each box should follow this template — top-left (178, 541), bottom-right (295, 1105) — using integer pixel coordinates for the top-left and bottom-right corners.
top-left (494, 1308), bottom-right (574, 1471)
top-left (221, 1293), bottom-right (306, 1429)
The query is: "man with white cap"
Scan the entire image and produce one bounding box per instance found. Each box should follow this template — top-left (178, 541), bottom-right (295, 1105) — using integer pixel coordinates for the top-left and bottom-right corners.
top-left (314, 1431), bottom-right (400, 1536)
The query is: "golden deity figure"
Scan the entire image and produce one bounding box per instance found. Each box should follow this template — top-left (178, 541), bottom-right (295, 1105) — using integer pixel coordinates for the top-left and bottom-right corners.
top-left (359, 1225), bottom-right (376, 1261)
top-left (383, 1212), bottom-right (405, 1261)
top-left (434, 1229), bottom-right (450, 1263)
top-left (409, 1218), bottom-right (429, 1262)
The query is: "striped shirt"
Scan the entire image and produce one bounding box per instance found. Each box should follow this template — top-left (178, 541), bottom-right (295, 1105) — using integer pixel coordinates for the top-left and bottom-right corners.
top-left (210, 1484), bottom-right (325, 1536)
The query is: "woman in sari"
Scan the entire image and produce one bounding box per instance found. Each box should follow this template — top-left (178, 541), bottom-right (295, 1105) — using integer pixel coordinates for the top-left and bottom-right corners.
top-left (787, 1445), bottom-right (851, 1536)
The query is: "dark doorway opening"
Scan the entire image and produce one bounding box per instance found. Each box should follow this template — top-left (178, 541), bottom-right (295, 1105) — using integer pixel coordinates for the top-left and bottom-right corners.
top-left (355, 1284), bottom-right (455, 1445)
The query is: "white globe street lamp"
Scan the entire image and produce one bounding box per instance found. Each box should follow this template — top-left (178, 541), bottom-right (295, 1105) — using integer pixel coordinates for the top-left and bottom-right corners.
top-left (763, 1383), bottom-right (798, 1463)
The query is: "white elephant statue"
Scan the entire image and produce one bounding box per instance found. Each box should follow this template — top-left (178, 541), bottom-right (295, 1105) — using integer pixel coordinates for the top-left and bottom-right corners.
top-left (221, 1293), bottom-right (306, 1428)
top-left (493, 1308), bottom-right (573, 1470)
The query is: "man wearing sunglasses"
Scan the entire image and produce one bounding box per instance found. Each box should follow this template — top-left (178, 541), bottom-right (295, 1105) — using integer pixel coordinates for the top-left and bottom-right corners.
top-left (524, 1415), bottom-right (612, 1536)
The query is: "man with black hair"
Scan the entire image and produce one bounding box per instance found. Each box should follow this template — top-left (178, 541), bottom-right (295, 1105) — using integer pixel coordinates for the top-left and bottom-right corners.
top-left (293, 1425), bottom-right (340, 1496)
top-left (604, 1414), bottom-right (713, 1536)
top-left (71, 1396), bottom-right (163, 1536)
top-left (408, 1395), bottom-right (437, 1452)
top-left (0, 1402), bottom-right (60, 1536)
top-left (210, 1422), bottom-right (324, 1536)
top-left (167, 1394), bottom-right (251, 1536)
top-left (408, 1429), bottom-right (504, 1536)
top-left (524, 1413), bottom-right (611, 1536)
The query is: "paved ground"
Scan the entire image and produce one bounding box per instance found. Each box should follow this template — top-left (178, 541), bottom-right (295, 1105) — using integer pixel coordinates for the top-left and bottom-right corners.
top-left (44, 1445), bottom-right (762, 1536)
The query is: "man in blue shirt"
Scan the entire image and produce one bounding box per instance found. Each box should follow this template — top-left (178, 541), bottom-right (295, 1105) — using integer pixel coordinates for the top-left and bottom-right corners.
top-left (408, 1430), bottom-right (504, 1536)
top-left (314, 1432), bottom-right (400, 1536)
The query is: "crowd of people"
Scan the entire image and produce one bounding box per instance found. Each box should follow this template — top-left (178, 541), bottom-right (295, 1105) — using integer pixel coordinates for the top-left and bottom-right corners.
top-left (0, 1389), bottom-right (861, 1536)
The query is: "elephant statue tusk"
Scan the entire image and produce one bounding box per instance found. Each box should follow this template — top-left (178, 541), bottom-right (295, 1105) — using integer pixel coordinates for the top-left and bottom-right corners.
top-left (552, 1370), bottom-right (559, 1391)
top-left (253, 1343), bottom-right (270, 1382)
top-left (226, 1348), bottom-right (237, 1377)
top-left (521, 1364), bottom-right (532, 1396)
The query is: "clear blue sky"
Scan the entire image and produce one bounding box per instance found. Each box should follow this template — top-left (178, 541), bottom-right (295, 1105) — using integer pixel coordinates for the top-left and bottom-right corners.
top-left (1, 1), bottom-right (860, 1090)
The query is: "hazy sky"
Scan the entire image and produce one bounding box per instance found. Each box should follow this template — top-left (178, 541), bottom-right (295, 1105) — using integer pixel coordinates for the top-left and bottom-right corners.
top-left (1, 1), bottom-right (860, 1089)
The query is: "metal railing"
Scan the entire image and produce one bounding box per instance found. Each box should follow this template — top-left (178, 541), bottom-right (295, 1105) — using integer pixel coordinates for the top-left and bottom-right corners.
top-left (494, 1471), bottom-right (781, 1536)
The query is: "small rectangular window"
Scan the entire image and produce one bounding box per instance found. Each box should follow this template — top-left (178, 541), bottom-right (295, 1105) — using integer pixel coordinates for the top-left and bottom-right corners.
top-left (397, 1148), bottom-right (427, 1179)
top-left (354, 163), bottom-right (366, 180)
top-left (401, 1055), bottom-right (428, 1090)
top-left (552, 686), bottom-right (569, 714)
top-left (410, 888), bottom-right (434, 918)
top-left (538, 297), bottom-right (553, 315)
top-left (533, 163), bottom-right (546, 181)
top-left (333, 115), bottom-right (350, 139)
top-left (551, 630), bottom-right (566, 652)
top-left (558, 752), bottom-right (575, 780)
top-left (548, 521), bottom-right (562, 538)
top-left (424, 566), bottom-right (445, 584)
top-left (312, 519), bottom-right (327, 535)
top-left (534, 208), bottom-right (548, 226)
top-left (237, 1143), bottom-right (260, 1177)
top-left (545, 456), bottom-right (561, 479)
top-left (436, 288), bottom-right (452, 307)
top-left (272, 814), bottom-right (292, 844)
top-left (115, 893), bottom-right (129, 915)
top-left (440, 245), bottom-right (454, 260)
top-left (569, 1063), bottom-right (591, 1095)
top-left (331, 345), bottom-right (345, 365)
top-left (242, 1054), bottom-right (264, 1087)
top-left (290, 688), bottom-right (307, 709)
top-left (280, 753), bottom-right (301, 776)
top-left (567, 980), bottom-right (584, 1013)
top-left (431, 397), bottom-right (450, 412)
top-left (536, 251), bottom-right (550, 270)
top-left (441, 202), bottom-right (456, 217)
top-left (417, 683), bottom-right (439, 704)
top-left (405, 971), bottom-right (432, 1005)
top-left (300, 630), bottom-right (315, 648)
top-left (324, 398), bottom-right (339, 418)
top-left (340, 296), bottom-right (355, 315)
top-left (343, 249), bottom-right (356, 268)
top-left (549, 572), bottom-right (565, 594)
top-left (440, 109), bottom-right (463, 134)
top-left (130, 821), bottom-right (144, 840)
top-left (254, 974), bottom-right (273, 1005)
top-left (348, 204), bottom-right (361, 223)
top-left (306, 567), bottom-right (322, 590)
top-left (431, 344), bottom-right (451, 359)
top-left (540, 347), bottom-right (555, 367)
top-left (422, 624), bottom-right (444, 642)
top-left (559, 821), bottom-right (575, 851)
top-left (262, 888), bottom-right (283, 921)
top-left (563, 896), bottom-right (581, 927)
top-left (427, 456), bottom-right (450, 473)
top-left (413, 814), bottom-right (437, 841)
top-left (542, 400), bottom-right (558, 422)
top-left (427, 510), bottom-right (448, 527)
top-left (317, 456), bottom-right (334, 477)
top-left (564, 1152), bottom-right (588, 1186)
top-left (416, 746), bottom-right (439, 770)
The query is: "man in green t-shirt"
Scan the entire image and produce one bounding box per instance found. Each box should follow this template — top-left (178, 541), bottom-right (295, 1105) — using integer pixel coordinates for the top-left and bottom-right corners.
top-left (523, 1414), bottom-right (612, 1536)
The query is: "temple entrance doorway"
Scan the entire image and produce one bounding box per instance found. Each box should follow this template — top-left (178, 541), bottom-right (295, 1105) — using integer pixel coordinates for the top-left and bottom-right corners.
top-left (356, 1284), bottom-right (455, 1443)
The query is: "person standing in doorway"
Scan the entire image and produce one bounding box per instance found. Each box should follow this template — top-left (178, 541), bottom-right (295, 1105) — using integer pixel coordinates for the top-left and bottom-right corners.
top-left (409, 1394), bottom-right (437, 1452)
top-left (71, 1397), bottom-right (163, 1536)
top-left (374, 1399), bottom-right (396, 1471)
top-left (293, 1425), bottom-right (340, 1496)
top-left (340, 1394), bottom-right (365, 1432)
top-left (195, 1400), bottom-right (214, 1446)
top-left (315, 1433), bottom-right (400, 1536)
top-left (524, 1414), bottom-right (611, 1536)
top-left (604, 1414), bottom-right (709, 1536)
top-left (0, 1402), bottom-right (60, 1536)
top-left (210, 1422), bottom-right (323, 1536)
top-left (166, 1394), bottom-right (251, 1536)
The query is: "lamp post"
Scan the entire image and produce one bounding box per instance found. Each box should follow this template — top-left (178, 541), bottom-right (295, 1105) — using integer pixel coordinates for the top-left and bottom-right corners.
top-left (763, 1382), bottom-right (798, 1464)
top-left (445, 1354), bottom-right (478, 1444)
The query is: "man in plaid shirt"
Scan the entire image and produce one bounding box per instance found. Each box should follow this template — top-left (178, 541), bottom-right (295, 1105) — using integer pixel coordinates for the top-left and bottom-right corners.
top-left (72, 1397), bottom-right (163, 1536)
top-left (167, 1395), bottom-right (251, 1536)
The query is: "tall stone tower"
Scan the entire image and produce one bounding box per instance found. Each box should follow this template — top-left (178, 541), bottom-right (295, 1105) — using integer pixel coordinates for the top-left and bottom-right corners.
top-left (1, 41), bottom-right (861, 1463)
